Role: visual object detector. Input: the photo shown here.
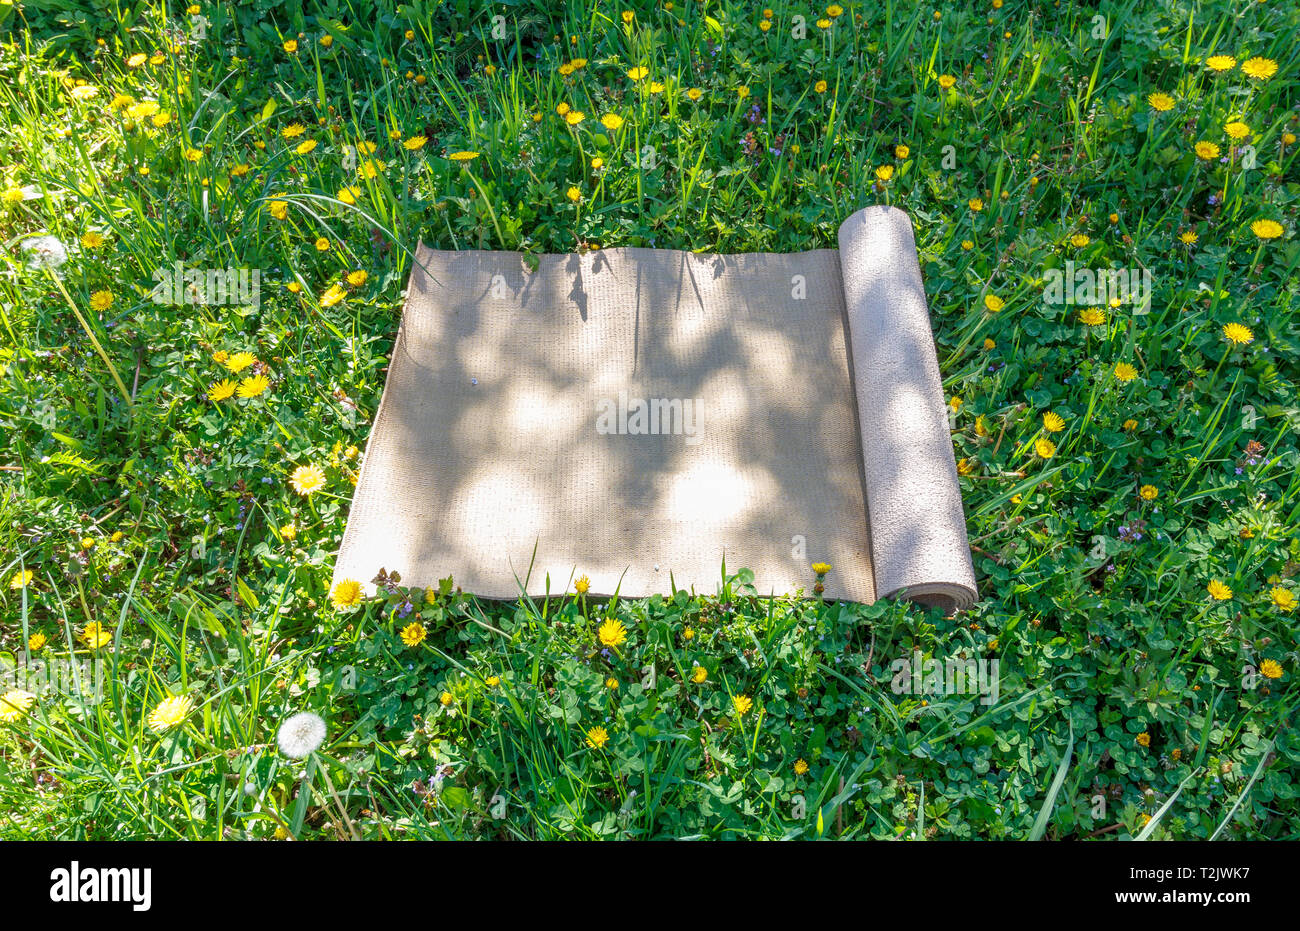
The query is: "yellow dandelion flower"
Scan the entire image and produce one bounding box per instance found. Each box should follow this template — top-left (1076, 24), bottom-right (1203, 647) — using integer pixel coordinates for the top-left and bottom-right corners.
top-left (566, 185), bottom-right (582, 203)
top-left (875, 164), bottom-right (894, 181)
top-left (811, 562), bottom-right (832, 575)
top-left (1241, 57), bottom-right (1277, 80)
top-left (400, 622), bottom-right (427, 647)
top-left (89, 290), bottom-right (114, 311)
top-left (1269, 587), bottom-right (1296, 612)
top-left (148, 694), bottom-right (194, 733)
top-left (1042, 411), bottom-right (1065, 433)
top-left (337, 186), bottom-right (360, 205)
top-left (1250, 219), bottom-right (1283, 240)
top-left (1034, 438), bottom-right (1056, 459)
top-left (1114, 362), bottom-right (1138, 382)
top-left (1225, 121), bottom-right (1250, 140)
top-left (283, 39), bottom-right (298, 53)
top-left (331, 578), bottom-right (363, 609)
top-left (938, 74), bottom-right (956, 89)
top-left (1259, 659), bottom-right (1283, 679)
top-left (586, 725), bottom-right (610, 748)
top-left (691, 666), bottom-right (708, 684)
top-left (289, 463), bottom-right (327, 495)
top-left (732, 694), bottom-right (753, 717)
top-left (0, 689), bottom-right (36, 724)
top-left (10, 570), bottom-right (33, 590)
top-left (600, 113), bottom-right (625, 131)
top-left (403, 135), bottom-right (428, 150)
top-left (1147, 92), bottom-right (1175, 112)
top-left (1206, 580), bottom-right (1232, 601)
top-left (574, 575), bottom-right (590, 595)
top-left (1139, 484), bottom-right (1158, 500)
top-left (294, 139), bottom-right (317, 155)
top-left (1194, 141), bottom-right (1220, 160)
top-left (1205, 55), bottom-right (1236, 72)
top-left (225, 351), bottom-right (256, 373)
top-left (320, 283), bottom-right (347, 307)
top-left (207, 379), bottom-right (237, 401)
top-left (598, 617), bottom-right (627, 648)
top-left (346, 270), bottom-right (368, 287)
top-left (794, 758), bottom-right (809, 775)
top-left (447, 151), bottom-right (479, 162)
top-left (81, 622), bottom-right (112, 649)
top-left (28, 632), bottom-right (47, 652)
top-left (269, 199), bottom-right (289, 220)
top-left (1222, 323), bottom-right (1253, 345)
top-left (627, 66), bottom-right (649, 81)
top-left (1080, 307), bottom-right (1106, 326)
top-left (237, 374), bottom-right (270, 398)
top-left (984, 294), bottom-right (1004, 313)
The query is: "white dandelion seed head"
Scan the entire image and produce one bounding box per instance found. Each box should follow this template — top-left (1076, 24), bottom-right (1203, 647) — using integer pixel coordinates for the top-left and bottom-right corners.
top-left (21, 235), bottom-right (68, 270)
top-left (277, 711), bottom-right (326, 758)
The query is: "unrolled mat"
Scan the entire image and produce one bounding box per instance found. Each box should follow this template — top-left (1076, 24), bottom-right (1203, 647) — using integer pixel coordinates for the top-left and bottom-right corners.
top-left (333, 205), bottom-right (978, 611)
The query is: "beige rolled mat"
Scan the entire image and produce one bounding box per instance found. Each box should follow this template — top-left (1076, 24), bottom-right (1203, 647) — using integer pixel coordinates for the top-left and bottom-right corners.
top-left (333, 205), bottom-right (977, 611)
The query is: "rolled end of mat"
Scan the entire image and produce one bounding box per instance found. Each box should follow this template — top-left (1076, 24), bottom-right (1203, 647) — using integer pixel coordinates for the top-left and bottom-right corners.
top-left (838, 205), bottom-right (978, 612)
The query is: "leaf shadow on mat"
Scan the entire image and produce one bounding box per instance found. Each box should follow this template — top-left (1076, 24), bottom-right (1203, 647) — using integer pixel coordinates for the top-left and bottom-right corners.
top-left (336, 244), bottom-right (959, 605)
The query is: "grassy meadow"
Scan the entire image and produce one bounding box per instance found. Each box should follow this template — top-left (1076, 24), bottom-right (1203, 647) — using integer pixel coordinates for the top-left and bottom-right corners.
top-left (0, 0), bottom-right (1297, 839)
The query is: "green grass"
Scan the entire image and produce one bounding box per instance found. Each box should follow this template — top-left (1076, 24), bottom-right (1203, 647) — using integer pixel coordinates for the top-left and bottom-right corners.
top-left (0, 0), bottom-right (1297, 840)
